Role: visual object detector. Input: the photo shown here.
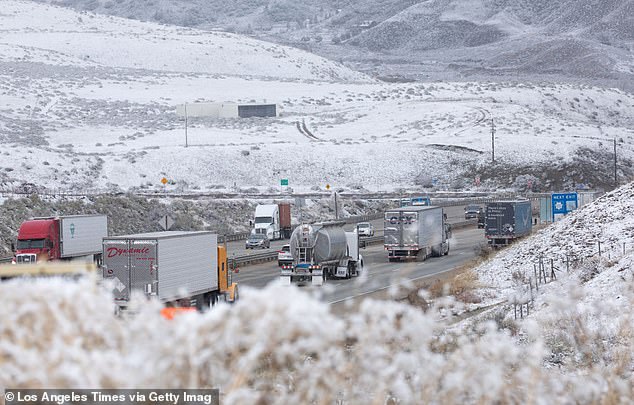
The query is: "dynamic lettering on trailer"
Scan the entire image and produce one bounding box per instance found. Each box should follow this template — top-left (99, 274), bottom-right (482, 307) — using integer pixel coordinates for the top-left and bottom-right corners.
top-left (106, 246), bottom-right (150, 258)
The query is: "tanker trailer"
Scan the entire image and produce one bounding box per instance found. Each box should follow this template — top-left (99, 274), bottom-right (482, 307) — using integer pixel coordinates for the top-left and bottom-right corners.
top-left (281, 221), bottom-right (363, 286)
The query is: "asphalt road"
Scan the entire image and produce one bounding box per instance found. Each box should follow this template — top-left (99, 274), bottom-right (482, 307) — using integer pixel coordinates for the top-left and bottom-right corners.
top-left (233, 225), bottom-right (486, 305)
top-left (225, 204), bottom-right (476, 257)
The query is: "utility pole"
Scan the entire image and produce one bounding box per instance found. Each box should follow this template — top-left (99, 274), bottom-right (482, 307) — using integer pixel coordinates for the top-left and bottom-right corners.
top-left (184, 102), bottom-right (188, 148)
top-left (334, 191), bottom-right (338, 219)
top-left (491, 117), bottom-right (495, 163)
top-left (613, 138), bottom-right (618, 188)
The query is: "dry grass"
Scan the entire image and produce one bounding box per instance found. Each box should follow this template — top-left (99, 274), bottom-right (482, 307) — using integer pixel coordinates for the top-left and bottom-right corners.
top-left (427, 269), bottom-right (482, 304)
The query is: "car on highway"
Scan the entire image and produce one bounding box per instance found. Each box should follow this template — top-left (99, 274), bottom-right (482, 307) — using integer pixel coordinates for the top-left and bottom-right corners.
top-left (245, 233), bottom-right (270, 249)
top-left (356, 222), bottom-right (375, 237)
top-left (464, 204), bottom-right (482, 220)
top-left (277, 244), bottom-right (293, 266)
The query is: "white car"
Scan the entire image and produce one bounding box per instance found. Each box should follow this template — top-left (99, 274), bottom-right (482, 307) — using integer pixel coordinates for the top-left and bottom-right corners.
top-left (356, 222), bottom-right (374, 237)
top-left (277, 244), bottom-right (293, 266)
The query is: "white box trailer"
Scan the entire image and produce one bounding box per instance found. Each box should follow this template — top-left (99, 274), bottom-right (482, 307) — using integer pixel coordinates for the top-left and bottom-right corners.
top-left (384, 206), bottom-right (449, 261)
top-left (59, 215), bottom-right (108, 258)
top-left (102, 231), bottom-right (218, 307)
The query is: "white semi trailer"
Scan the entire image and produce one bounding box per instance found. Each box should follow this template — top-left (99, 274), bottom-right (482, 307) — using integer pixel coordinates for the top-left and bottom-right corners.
top-left (281, 221), bottom-right (363, 286)
top-left (384, 206), bottom-right (450, 261)
top-left (102, 231), bottom-right (237, 310)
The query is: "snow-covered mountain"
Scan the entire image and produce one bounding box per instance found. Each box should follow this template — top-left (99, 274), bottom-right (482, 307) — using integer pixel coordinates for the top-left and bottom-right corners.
top-left (349, 0), bottom-right (633, 84)
top-left (0, 0), bottom-right (633, 194)
top-left (31, 0), bottom-right (634, 86)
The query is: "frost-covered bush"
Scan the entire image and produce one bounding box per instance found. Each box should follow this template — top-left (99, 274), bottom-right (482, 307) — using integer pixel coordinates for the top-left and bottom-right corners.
top-left (1, 276), bottom-right (632, 404)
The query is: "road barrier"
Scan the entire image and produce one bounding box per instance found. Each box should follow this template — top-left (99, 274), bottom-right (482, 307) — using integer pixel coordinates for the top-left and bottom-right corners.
top-left (229, 251), bottom-right (278, 268)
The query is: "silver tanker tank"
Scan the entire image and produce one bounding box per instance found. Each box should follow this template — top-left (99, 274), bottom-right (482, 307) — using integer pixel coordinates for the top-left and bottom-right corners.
top-left (289, 221), bottom-right (348, 263)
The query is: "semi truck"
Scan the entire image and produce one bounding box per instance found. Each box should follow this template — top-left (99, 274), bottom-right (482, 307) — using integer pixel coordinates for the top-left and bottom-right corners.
top-left (384, 206), bottom-right (450, 261)
top-left (102, 231), bottom-right (237, 310)
top-left (485, 200), bottom-right (532, 247)
top-left (13, 215), bottom-right (108, 265)
top-left (251, 202), bottom-right (292, 240)
top-left (280, 221), bottom-right (363, 286)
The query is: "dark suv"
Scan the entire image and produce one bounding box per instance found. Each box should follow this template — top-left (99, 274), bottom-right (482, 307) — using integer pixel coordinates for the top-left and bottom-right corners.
top-left (464, 204), bottom-right (482, 220)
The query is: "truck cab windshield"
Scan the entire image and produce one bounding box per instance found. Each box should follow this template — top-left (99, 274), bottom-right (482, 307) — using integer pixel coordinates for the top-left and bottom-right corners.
top-left (255, 217), bottom-right (273, 224)
top-left (16, 239), bottom-right (46, 249)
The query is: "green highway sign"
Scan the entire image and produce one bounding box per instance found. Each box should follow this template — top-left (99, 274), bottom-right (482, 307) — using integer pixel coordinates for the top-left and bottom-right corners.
top-left (281, 179), bottom-right (289, 186)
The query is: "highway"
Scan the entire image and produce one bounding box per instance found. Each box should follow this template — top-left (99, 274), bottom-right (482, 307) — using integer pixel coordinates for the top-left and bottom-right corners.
top-left (225, 203), bottom-right (474, 257)
top-left (233, 225), bottom-right (486, 305)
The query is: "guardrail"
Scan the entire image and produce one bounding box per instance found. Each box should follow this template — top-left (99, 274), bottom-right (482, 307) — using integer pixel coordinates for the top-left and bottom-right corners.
top-left (219, 233), bottom-right (251, 243)
top-left (229, 251), bottom-right (278, 268)
top-left (450, 219), bottom-right (477, 229)
top-left (0, 257), bottom-right (12, 264)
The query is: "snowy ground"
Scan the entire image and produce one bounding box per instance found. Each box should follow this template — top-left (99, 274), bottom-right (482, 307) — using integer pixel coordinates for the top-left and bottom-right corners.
top-left (473, 183), bottom-right (634, 301)
top-left (1, 0), bottom-right (633, 194)
top-left (436, 182), bottom-right (634, 380)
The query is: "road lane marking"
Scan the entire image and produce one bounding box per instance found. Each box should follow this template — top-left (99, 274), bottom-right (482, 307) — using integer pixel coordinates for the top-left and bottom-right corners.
top-left (327, 261), bottom-right (473, 305)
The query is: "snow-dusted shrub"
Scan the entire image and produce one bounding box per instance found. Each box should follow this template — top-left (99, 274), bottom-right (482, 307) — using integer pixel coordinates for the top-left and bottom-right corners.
top-left (577, 257), bottom-right (602, 283)
top-left (2, 275), bottom-right (632, 404)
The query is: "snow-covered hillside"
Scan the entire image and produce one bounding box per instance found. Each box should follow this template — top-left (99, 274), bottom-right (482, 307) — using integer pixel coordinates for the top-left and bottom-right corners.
top-left (0, 0), bottom-right (633, 194)
top-left (0, 1), bottom-right (368, 82)
top-left (449, 181), bottom-right (634, 382)
top-left (475, 182), bottom-right (634, 299)
top-left (30, 0), bottom-right (634, 87)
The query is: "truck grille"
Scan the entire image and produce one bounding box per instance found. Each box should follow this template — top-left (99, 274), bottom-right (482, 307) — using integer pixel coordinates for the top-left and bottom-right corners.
top-left (16, 254), bottom-right (37, 264)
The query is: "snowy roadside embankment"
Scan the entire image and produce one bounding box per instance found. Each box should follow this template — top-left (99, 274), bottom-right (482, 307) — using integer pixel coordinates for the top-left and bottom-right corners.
top-left (445, 182), bottom-right (634, 386)
top-left (475, 183), bottom-right (634, 300)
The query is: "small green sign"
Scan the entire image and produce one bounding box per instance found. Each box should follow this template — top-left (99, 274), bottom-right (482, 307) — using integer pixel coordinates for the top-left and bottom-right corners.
top-left (281, 179), bottom-right (289, 186)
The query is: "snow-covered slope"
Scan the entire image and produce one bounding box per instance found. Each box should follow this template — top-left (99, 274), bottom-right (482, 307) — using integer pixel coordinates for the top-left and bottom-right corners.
top-left (458, 181), bottom-right (634, 381)
top-left (0, 1), bottom-right (368, 82)
top-left (0, 0), bottom-right (633, 194)
top-left (476, 182), bottom-right (634, 299)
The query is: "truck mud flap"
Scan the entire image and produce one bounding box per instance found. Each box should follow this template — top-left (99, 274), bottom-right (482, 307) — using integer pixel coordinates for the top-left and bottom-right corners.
top-left (280, 275), bottom-right (291, 286)
top-left (311, 269), bottom-right (324, 286)
top-left (335, 266), bottom-right (349, 279)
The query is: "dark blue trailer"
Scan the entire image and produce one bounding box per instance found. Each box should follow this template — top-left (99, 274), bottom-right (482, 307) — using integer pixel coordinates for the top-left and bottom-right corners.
top-left (485, 200), bottom-right (532, 247)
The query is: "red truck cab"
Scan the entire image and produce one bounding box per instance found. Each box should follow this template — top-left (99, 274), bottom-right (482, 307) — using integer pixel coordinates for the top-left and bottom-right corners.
top-left (14, 219), bottom-right (60, 264)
